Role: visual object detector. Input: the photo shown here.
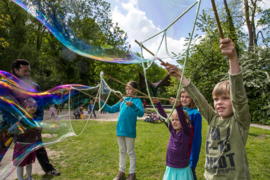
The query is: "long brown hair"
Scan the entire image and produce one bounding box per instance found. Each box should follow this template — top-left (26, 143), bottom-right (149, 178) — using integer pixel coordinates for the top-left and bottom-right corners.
top-left (180, 88), bottom-right (197, 109)
top-left (127, 81), bottom-right (138, 89)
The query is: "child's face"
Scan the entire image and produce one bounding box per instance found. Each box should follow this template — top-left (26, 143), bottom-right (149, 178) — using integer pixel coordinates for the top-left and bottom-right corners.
top-left (52, 104), bottom-right (55, 107)
top-left (126, 85), bottom-right (136, 96)
top-left (180, 92), bottom-right (192, 108)
top-left (90, 100), bottom-right (93, 104)
top-left (25, 104), bottom-right (37, 115)
top-left (213, 94), bottom-right (233, 119)
top-left (171, 112), bottom-right (182, 131)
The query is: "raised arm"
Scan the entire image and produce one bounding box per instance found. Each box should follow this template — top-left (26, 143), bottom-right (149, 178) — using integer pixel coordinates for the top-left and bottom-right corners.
top-left (161, 62), bottom-right (190, 86)
top-left (169, 98), bottom-right (190, 136)
top-left (162, 63), bottom-right (216, 123)
top-left (220, 38), bottom-right (251, 129)
top-left (154, 100), bottom-right (169, 128)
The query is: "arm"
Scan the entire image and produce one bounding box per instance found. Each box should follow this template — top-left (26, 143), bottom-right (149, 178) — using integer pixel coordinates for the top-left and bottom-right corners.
top-left (101, 101), bottom-right (121, 113)
top-left (162, 62), bottom-right (216, 123)
top-left (171, 99), bottom-right (190, 136)
top-left (156, 102), bottom-right (170, 128)
top-left (230, 71), bottom-right (251, 130)
top-left (220, 38), bottom-right (251, 129)
top-left (190, 113), bottom-right (202, 167)
top-left (130, 99), bottom-right (144, 117)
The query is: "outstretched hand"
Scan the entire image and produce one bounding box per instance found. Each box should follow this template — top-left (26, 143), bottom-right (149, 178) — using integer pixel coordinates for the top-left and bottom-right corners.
top-left (169, 97), bottom-right (180, 107)
top-left (161, 62), bottom-right (190, 86)
top-left (161, 62), bottom-right (182, 78)
top-left (152, 98), bottom-right (160, 104)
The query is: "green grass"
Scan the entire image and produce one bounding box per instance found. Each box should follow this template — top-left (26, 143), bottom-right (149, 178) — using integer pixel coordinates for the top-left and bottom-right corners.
top-left (31, 120), bottom-right (270, 180)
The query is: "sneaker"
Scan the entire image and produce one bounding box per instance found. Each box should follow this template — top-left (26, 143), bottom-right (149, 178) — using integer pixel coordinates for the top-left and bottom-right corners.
top-left (46, 169), bottom-right (61, 176)
top-left (113, 171), bottom-right (125, 180)
top-left (127, 173), bottom-right (136, 180)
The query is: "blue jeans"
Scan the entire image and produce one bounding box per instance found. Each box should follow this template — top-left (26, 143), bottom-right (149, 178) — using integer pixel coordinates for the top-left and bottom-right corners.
top-left (88, 109), bottom-right (96, 118)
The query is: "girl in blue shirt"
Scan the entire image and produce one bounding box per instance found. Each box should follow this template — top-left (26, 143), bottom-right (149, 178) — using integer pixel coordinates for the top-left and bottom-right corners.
top-left (99, 81), bottom-right (144, 180)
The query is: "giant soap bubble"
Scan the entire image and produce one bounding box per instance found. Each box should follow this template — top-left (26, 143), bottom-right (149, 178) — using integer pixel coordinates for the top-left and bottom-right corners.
top-left (0, 70), bottom-right (99, 179)
top-left (11, 0), bottom-right (200, 63)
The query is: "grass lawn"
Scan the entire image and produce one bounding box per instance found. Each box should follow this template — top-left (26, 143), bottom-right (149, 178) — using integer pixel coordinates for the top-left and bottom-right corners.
top-left (32, 120), bottom-right (270, 180)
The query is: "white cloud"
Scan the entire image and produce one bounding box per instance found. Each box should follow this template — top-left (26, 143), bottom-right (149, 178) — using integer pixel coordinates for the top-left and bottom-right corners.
top-left (111, 0), bottom-right (189, 63)
top-left (121, 0), bottom-right (138, 11)
top-left (258, 0), bottom-right (270, 10)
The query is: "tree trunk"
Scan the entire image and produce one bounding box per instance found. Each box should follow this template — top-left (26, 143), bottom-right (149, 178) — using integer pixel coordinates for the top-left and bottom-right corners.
top-left (244, 0), bottom-right (258, 51)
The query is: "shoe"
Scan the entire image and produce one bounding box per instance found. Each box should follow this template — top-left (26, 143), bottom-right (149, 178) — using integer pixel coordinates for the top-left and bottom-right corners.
top-left (46, 169), bottom-right (61, 176)
top-left (113, 171), bottom-right (125, 180)
top-left (127, 173), bottom-right (136, 180)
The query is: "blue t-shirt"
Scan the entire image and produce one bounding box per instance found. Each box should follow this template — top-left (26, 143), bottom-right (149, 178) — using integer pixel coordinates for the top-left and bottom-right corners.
top-left (183, 107), bottom-right (202, 168)
top-left (88, 103), bottom-right (96, 110)
top-left (102, 97), bottom-right (144, 138)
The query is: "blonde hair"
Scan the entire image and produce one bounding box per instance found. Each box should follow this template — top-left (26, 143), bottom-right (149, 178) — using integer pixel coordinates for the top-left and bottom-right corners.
top-left (172, 110), bottom-right (191, 125)
top-left (212, 80), bottom-right (230, 97)
top-left (179, 89), bottom-right (197, 108)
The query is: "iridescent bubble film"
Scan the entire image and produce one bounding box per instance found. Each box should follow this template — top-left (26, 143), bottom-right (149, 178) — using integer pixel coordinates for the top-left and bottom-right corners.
top-left (11, 0), bottom-right (199, 63)
top-left (0, 70), bottom-right (98, 179)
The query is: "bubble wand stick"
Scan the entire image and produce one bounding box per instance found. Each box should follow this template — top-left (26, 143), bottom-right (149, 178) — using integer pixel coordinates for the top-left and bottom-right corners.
top-left (210, 0), bottom-right (224, 39)
top-left (135, 40), bottom-right (182, 78)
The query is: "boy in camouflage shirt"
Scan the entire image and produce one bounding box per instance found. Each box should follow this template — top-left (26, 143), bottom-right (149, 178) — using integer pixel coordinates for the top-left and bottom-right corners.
top-left (163, 38), bottom-right (251, 180)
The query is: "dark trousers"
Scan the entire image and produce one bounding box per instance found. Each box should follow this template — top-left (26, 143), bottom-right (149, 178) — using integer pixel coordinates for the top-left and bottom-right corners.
top-left (89, 109), bottom-right (96, 118)
top-left (36, 147), bottom-right (55, 172)
top-left (191, 167), bottom-right (197, 180)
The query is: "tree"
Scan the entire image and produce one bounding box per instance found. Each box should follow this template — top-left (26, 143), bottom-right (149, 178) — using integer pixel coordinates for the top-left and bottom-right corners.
top-left (221, 46), bottom-right (270, 123)
top-left (166, 8), bottom-right (246, 106)
top-left (257, 8), bottom-right (270, 45)
top-left (0, 13), bottom-right (10, 49)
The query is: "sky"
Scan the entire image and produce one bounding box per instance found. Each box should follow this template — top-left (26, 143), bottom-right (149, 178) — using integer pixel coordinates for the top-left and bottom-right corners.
top-left (105, 0), bottom-right (270, 66)
top-left (108, 0), bottom-right (207, 65)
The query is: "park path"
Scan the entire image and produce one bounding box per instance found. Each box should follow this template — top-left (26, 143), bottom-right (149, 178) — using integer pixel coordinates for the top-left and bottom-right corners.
top-left (250, 123), bottom-right (270, 130)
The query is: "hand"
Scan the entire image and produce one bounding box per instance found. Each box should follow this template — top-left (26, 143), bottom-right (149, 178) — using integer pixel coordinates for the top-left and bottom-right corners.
top-left (220, 38), bottom-right (238, 60)
top-left (16, 122), bottom-right (26, 131)
top-left (161, 62), bottom-right (182, 78)
top-left (169, 97), bottom-right (180, 107)
top-left (94, 97), bottom-right (99, 101)
top-left (125, 102), bottom-right (133, 107)
top-left (152, 98), bottom-right (160, 104)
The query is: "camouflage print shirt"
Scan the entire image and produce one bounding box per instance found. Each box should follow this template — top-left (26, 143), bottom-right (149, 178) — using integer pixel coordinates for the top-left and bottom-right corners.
top-left (184, 71), bottom-right (251, 180)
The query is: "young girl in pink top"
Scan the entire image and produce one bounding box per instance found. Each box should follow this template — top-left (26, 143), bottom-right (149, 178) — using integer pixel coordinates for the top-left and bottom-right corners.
top-left (49, 104), bottom-right (56, 118)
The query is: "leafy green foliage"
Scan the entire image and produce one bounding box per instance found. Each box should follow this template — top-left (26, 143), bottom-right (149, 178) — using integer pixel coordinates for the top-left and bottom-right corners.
top-left (239, 47), bottom-right (270, 124)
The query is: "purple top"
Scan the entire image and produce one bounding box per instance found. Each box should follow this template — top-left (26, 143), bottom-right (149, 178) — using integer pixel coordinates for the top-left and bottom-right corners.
top-left (156, 102), bottom-right (190, 168)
